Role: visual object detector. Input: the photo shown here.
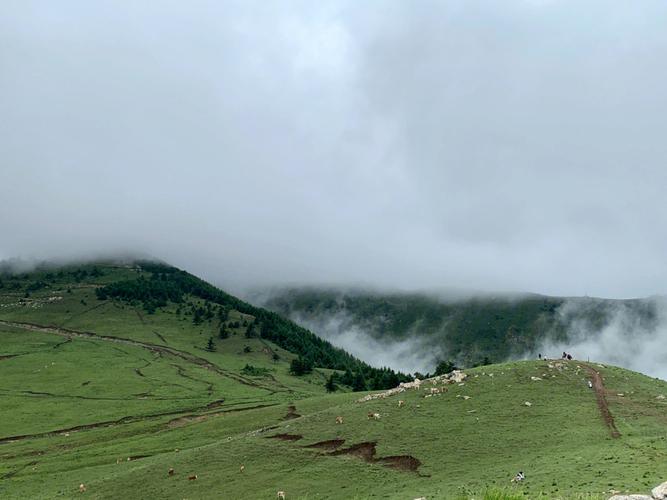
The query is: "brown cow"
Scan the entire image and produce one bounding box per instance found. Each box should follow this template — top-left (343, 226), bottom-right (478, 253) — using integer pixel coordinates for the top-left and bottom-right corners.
top-left (188, 474), bottom-right (198, 481)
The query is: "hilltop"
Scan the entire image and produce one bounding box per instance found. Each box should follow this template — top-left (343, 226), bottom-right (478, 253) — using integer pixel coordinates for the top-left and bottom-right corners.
top-left (1, 261), bottom-right (666, 499)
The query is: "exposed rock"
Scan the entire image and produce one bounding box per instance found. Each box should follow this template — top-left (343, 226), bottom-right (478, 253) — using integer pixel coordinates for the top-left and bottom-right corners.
top-left (357, 371), bottom-right (465, 402)
top-left (652, 481), bottom-right (667, 499)
top-left (607, 495), bottom-right (652, 500)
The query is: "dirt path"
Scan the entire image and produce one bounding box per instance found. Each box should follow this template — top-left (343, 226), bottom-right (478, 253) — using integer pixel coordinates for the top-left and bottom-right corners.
top-left (0, 398), bottom-right (280, 445)
top-left (0, 320), bottom-right (276, 392)
top-left (583, 364), bottom-right (620, 438)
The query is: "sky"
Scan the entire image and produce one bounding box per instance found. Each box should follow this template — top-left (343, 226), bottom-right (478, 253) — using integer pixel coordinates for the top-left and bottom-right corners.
top-left (2, 0), bottom-right (667, 298)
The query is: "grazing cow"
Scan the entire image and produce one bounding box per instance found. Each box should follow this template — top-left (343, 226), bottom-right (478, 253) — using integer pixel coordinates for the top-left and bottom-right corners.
top-left (168, 468), bottom-right (175, 476)
top-left (79, 484), bottom-right (86, 493)
top-left (372, 412), bottom-right (381, 420)
top-left (511, 471), bottom-right (525, 482)
top-left (430, 388), bottom-right (440, 395)
top-left (277, 491), bottom-right (286, 499)
top-left (188, 474), bottom-right (198, 481)
top-left (587, 380), bottom-right (593, 389)
top-left (398, 400), bottom-right (405, 407)
top-left (335, 416), bottom-right (343, 424)
top-left (240, 465), bottom-right (245, 473)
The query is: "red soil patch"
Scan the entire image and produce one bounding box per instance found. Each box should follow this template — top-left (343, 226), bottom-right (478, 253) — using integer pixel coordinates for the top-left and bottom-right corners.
top-left (329, 441), bottom-right (421, 472)
top-left (583, 365), bottom-right (621, 438)
top-left (266, 433), bottom-right (303, 441)
top-left (377, 455), bottom-right (422, 472)
top-left (303, 439), bottom-right (345, 450)
top-left (283, 405), bottom-right (301, 420)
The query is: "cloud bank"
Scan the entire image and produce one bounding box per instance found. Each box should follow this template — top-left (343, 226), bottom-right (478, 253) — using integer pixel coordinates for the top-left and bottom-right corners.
top-left (289, 311), bottom-right (442, 375)
top-left (2, 1), bottom-right (667, 299)
top-left (533, 298), bottom-right (667, 380)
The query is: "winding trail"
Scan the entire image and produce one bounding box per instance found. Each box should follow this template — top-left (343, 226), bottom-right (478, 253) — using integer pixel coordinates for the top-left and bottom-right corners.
top-left (0, 400), bottom-right (278, 445)
top-left (583, 364), bottom-right (621, 438)
top-left (0, 320), bottom-right (277, 392)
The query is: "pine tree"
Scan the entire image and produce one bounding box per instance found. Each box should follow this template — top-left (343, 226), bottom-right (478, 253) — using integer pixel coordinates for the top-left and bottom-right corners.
top-left (219, 324), bottom-right (229, 339)
top-left (325, 374), bottom-right (337, 392)
top-left (205, 337), bottom-right (216, 352)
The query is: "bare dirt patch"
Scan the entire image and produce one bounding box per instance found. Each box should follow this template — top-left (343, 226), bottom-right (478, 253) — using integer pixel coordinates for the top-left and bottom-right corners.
top-left (266, 433), bottom-right (303, 441)
top-left (283, 404), bottom-right (300, 420)
top-left (328, 441), bottom-right (422, 473)
top-left (303, 439), bottom-right (345, 450)
top-left (377, 455), bottom-right (422, 472)
top-left (583, 364), bottom-right (621, 438)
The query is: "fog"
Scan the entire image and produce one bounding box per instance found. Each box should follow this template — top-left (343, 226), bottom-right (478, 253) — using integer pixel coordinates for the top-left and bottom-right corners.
top-left (533, 298), bottom-right (667, 380)
top-left (3, 1), bottom-right (667, 299)
top-left (289, 311), bottom-right (442, 375)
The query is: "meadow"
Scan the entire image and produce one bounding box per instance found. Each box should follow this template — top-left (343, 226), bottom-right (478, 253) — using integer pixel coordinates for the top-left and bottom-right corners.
top-left (1, 264), bottom-right (666, 499)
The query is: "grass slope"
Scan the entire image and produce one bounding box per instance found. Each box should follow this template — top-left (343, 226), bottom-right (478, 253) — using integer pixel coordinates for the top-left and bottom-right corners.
top-left (1, 263), bottom-right (666, 499)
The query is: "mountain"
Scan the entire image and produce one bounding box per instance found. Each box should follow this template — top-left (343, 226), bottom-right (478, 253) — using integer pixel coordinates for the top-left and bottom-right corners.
top-left (1, 261), bottom-right (666, 499)
top-left (255, 287), bottom-right (661, 374)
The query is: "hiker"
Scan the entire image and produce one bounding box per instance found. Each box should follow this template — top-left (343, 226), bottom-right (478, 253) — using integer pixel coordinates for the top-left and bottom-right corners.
top-left (538, 353), bottom-right (542, 360)
top-left (562, 351), bottom-right (567, 359)
top-left (566, 353), bottom-right (572, 360)
top-left (511, 471), bottom-right (525, 482)
top-left (588, 380), bottom-right (593, 389)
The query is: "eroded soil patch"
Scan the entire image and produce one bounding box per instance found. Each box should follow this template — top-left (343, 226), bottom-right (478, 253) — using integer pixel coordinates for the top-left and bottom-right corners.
top-left (303, 439), bottom-right (345, 450)
top-left (266, 433), bottom-right (303, 441)
top-left (583, 365), bottom-right (621, 438)
top-left (328, 441), bottom-right (421, 473)
top-left (283, 404), bottom-right (300, 420)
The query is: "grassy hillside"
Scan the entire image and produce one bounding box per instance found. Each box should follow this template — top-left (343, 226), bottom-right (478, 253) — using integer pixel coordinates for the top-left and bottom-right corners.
top-left (1, 262), bottom-right (666, 499)
top-left (258, 287), bottom-right (657, 369)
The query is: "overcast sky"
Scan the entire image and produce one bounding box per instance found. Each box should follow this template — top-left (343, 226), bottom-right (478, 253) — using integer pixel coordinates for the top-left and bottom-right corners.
top-left (2, 0), bottom-right (667, 298)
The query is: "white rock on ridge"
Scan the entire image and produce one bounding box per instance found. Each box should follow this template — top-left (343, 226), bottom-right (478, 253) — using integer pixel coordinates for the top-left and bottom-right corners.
top-left (607, 495), bottom-right (652, 500)
top-left (652, 481), bottom-right (667, 499)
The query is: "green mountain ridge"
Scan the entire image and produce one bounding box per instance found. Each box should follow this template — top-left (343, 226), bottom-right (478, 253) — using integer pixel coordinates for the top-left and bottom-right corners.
top-left (257, 286), bottom-right (661, 371)
top-left (1, 261), bottom-right (666, 499)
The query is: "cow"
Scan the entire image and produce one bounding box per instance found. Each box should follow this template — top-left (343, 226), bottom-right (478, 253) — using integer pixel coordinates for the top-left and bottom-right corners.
top-left (277, 491), bottom-right (286, 499)
top-left (188, 474), bottom-right (198, 481)
top-left (79, 484), bottom-right (86, 493)
top-left (168, 468), bottom-right (175, 476)
top-left (398, 400), bottom-right (405, 408)
top-left (335, 416), bottom-right (343, 424)
top-left (240, 465), bottom-right (245, 473)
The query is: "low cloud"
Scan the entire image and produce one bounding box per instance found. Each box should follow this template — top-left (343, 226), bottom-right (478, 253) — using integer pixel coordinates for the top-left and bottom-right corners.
top-left (290, 311), bottom-right (442, 375)
top-left (532, 298), bottom-right (667, 380)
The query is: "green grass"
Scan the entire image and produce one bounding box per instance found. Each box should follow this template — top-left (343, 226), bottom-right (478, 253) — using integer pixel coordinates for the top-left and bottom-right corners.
top-left (1, 264), bottom-right (666, 499)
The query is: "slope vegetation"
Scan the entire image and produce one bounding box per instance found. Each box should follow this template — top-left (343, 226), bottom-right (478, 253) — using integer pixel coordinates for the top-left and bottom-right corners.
top-left (1, 263), bottom-right (666, 499)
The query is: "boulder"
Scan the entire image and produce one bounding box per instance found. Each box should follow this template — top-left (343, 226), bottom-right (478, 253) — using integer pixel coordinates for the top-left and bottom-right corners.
top-left (652, 481), bottom-right (667, 499)
top-left (608, 496), bottom-right (652, 500)
top-left (449, 370), bottom-right (467, 383)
